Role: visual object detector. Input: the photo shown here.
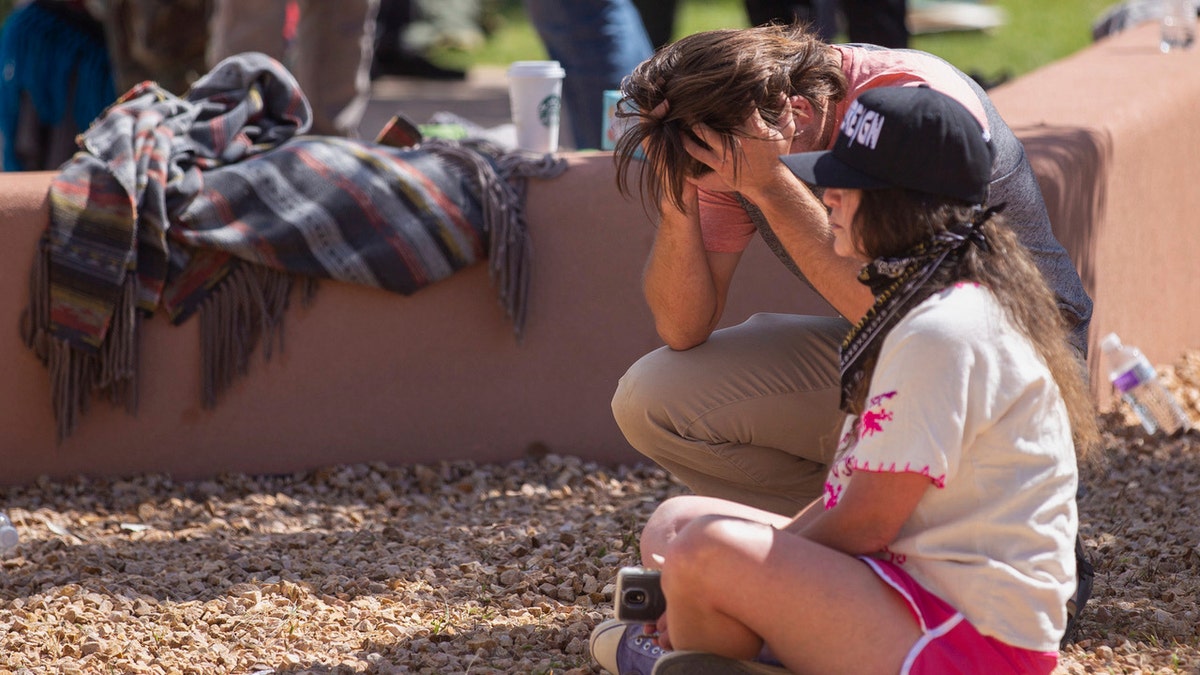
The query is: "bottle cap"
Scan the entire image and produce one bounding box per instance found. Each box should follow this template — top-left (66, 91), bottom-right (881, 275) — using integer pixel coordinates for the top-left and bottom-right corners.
top-left (1100, 332), bottom-right (1121, 352)
top-left (0, 526), bottom-right (17, 552)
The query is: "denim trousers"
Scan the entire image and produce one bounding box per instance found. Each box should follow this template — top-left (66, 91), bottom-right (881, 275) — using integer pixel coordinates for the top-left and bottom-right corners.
top-left (523, 0), bottom-right (653, 149)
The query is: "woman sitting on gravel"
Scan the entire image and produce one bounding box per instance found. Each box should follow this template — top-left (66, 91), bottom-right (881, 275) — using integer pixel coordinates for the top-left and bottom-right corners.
top-left (590, 86), bottom-right (1100, 675)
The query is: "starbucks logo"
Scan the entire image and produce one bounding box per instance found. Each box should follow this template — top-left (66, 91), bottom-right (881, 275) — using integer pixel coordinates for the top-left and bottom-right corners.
top-left (538, 94), bottom-right (561, 127)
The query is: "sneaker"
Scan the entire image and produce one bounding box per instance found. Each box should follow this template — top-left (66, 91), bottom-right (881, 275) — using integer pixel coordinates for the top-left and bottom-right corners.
top-left (652, 651), bottom-right (792, 675)
top-left (589, 619), bottom-right (666, 675)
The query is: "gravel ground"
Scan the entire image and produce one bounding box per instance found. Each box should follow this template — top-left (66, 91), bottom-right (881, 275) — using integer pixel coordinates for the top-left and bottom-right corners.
top-left (2, 352), bottom-right (1199, 675)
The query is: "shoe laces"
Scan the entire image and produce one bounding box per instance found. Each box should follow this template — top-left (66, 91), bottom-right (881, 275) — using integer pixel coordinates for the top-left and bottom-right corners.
top-left (632, 632), bottom-right (663, 656)
top-left (617, 625), bottom-right (665, 675)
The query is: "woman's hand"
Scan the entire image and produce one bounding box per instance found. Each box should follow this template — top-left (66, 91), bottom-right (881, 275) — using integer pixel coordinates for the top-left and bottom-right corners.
top-left (653, 613), bottom-right (674, 651)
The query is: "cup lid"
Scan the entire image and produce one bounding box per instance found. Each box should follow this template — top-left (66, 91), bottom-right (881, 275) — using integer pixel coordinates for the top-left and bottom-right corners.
top-left (508, 60), bottom-right (565, 78)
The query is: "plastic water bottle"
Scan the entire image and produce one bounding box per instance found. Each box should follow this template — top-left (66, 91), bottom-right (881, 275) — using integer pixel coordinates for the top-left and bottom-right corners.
top-left (0, 511), bottom-right (18, 555)
top-left (1100, 333), bottom-right (1191, 435)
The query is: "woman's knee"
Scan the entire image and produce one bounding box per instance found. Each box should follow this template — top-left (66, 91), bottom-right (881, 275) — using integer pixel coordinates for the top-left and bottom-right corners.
top-left (642, 496), bottom-right (793, 563)
top-left (661, 515), bottom-right (756, 590)
top-left (641, 495), bottom-right (713, 562)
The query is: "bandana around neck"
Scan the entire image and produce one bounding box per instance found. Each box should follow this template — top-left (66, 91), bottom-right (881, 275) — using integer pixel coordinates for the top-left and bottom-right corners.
top-left (838, 209), bottom-right (997, 414)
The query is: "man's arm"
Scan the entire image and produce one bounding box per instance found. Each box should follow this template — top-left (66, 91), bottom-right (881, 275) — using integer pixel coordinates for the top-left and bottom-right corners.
top-left (642, 180), bottom-right (744, 350)
top-left (686, 112), bottom-right (875, 323)
top-left (744, 175), bottom-right (873, 321)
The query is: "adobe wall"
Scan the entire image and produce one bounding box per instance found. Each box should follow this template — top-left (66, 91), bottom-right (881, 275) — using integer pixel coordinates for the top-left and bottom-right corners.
top-left (987, 20), bottom-right (1200, 399)
top-left (0, 159), bottom-right (830, 485)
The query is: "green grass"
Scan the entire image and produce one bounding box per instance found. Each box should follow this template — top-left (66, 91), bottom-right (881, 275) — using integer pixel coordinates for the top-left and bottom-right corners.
top-left (435, 0), bottom-right (1118, 82)
top-left (910, 0), bottom-right (1116, 80)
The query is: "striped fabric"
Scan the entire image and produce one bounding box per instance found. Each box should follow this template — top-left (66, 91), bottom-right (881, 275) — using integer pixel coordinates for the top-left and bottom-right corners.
top-left (21, 52), bottom-right (565, 439)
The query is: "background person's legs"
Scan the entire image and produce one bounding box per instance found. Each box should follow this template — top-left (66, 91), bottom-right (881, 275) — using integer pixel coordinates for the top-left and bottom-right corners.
top-left (612, 313), bottom-right (849, 516)
top-left (524, 0), bottom-right (653, 150)
top-left (210, 0), bottom-right (378, 137)
top-left (842, 0), bottom-right (908, 47)
top-left (743, 0), bottom-right (838, 41)
top-left (102, 0), bottom-right (213, 95)
top-left (292, 0), bottom-right (379, 136)
top-left (632, 0), bottom-right (679, 48)
top-left (208, 0), bottom-right (289, 64)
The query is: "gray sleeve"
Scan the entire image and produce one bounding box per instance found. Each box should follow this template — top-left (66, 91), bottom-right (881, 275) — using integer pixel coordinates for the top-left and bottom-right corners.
top-left (965, 73), bottom-right (1093, 357)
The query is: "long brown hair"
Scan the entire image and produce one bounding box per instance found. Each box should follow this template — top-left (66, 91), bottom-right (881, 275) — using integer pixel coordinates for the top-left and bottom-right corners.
top-left (614, 24), bottom-right (847, 213)
top-left (852, 189), bottom-right (1100, 455)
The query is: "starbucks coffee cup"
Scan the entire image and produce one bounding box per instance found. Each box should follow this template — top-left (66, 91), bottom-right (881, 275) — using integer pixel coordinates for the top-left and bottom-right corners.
top-left (507, 60), bottom-right (565, 153)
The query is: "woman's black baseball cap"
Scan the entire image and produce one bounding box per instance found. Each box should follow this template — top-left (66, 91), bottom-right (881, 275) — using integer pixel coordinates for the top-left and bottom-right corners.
top-left (780, 86), bottom-right (994, 204)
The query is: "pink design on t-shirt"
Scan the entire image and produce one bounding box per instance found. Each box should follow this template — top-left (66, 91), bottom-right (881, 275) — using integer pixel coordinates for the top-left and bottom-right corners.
top-left (829, 452), bottom-right (855, 479)
top-left (861, 408), bottom-right (892, 437)
top-left (869, 390), bottom-right (897, 407)
top-left (860, 390), bottom-right (897, 438)
top-left (824, 481), bottom-right (843, 509)
top-left (844, 456), bottom-right (947, 488)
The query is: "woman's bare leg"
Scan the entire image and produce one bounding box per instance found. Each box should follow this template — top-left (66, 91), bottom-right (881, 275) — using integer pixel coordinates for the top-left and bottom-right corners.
top-left (660, 514), bottom-right (920, 675)
top-left (640, 495), bottom-right (795, 567)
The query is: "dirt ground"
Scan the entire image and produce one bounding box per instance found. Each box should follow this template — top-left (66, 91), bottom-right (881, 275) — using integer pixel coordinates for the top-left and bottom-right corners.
top-left (1, 353), bottom-right (1198, 674)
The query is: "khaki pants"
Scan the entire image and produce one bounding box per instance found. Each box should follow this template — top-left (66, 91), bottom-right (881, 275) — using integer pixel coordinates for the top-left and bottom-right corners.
top-left (208, 0), bottom-right (378, 137)
top-left (612, 313), bottom-right (850, 516)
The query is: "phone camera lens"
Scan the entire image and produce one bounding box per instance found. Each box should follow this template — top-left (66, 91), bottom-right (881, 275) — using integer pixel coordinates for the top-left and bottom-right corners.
top-left (624, 589), bottom-right (647, 607)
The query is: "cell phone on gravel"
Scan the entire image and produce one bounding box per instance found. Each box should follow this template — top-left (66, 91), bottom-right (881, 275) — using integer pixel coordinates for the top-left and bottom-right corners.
top-left (615, 566), bottom-right (666, 622)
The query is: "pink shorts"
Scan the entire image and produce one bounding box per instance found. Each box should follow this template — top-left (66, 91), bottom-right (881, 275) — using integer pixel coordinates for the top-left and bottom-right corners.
top-left (861, 557), bottom-right (1059, 675)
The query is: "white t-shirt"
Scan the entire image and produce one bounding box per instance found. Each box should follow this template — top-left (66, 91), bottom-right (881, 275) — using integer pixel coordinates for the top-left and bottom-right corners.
top-left (826, 282), bottom-right (1078, 652)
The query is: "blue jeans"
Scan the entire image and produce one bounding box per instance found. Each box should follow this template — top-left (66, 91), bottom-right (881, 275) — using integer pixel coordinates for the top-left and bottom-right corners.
top-left (524, 0), bottom-right (653, 149)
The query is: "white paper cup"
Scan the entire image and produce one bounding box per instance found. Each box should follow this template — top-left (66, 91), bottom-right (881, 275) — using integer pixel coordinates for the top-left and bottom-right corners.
top-left (508, 60), bottom-right (565, 153)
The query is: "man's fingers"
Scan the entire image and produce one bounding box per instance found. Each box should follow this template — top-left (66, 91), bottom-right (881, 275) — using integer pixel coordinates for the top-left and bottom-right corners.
top-left (691, 123), bottom-right (725, 153)
top-left (780, 106), bottom-right (798, 138)
top-left (680, 131), bottom-right (717, 167)
top-left (683, 123), bottom-right (731, 168)
top-left (743, 107), bottom-right (794, 142)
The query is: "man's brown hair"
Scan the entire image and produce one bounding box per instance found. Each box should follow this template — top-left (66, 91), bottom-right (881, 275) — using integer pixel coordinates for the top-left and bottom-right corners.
top-left (614, 24), bottom-right (848, 213)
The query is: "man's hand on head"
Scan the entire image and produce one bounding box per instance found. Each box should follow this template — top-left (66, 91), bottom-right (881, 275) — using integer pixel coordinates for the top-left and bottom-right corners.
top-left (681, 104), bottom-right (801, 200)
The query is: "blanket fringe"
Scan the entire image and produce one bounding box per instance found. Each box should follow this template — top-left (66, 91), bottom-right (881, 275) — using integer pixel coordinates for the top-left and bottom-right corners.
top-left (423, 140), bottom-right (566, 339)
top-left (198, 261), bottom-right (298, 408)
top-left (21, 236), bottom-right (140, 442)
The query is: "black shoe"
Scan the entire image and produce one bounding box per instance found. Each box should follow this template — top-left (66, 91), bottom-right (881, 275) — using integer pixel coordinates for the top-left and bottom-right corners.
top-left (1061, 534), bottom-right (1094, 647)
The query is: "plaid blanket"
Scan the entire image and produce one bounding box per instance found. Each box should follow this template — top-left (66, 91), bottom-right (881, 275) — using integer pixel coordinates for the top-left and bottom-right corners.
top-left (21, 52), bottom-right (566, 440)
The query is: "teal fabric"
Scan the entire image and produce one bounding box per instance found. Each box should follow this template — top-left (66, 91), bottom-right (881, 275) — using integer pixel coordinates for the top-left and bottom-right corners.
top-left (0, 1), bottom-right (116, 170)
